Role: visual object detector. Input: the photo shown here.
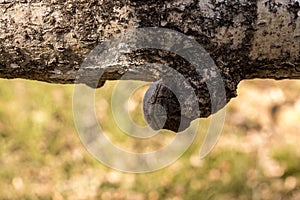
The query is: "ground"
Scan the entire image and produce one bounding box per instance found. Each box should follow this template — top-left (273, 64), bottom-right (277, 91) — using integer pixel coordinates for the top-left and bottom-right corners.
top-left (0, 78), bottom-right (300, 200)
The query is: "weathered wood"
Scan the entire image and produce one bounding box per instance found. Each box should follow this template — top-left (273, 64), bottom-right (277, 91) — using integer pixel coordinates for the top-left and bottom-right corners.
top-left (0, 0), bottom-right (299, 131)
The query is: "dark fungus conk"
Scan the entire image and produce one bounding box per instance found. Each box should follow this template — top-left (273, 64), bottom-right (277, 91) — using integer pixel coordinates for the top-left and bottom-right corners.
top-left (143, 80), bottom-right (195, 133)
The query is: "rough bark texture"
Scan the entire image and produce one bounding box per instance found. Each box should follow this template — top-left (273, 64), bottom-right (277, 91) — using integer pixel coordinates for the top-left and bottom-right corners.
top-left (1, 0), bottom-right (300, 131)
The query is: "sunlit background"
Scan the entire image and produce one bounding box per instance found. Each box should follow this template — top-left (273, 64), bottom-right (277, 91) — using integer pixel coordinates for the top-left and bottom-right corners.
top-left (0, 78), bottom-right (300, 200)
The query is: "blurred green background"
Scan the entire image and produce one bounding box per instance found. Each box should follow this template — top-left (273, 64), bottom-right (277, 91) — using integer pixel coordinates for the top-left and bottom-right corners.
top-left (0, 78), bottom-right (300, 200)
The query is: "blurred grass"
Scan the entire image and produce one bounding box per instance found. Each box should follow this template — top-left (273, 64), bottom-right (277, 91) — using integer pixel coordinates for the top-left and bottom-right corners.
top-left (0, 78), bottom-right (300, 199)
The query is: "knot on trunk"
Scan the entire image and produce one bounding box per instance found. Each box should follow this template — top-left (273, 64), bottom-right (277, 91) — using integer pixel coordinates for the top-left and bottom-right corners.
top-left (142, 71), bottom-right (238, 132)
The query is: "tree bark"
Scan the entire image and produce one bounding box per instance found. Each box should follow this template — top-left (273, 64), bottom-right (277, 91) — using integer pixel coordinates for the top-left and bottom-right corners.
top-left (1, 0), bottom-right (300, 131)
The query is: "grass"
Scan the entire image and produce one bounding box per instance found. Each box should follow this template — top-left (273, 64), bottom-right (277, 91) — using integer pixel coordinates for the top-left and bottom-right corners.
top-left (0, 78), bottom-right (300, 199)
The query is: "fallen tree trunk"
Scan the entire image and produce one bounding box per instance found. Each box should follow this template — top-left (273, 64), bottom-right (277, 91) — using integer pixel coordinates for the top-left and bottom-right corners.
top-left (1, 0), bottom-right (300, 131)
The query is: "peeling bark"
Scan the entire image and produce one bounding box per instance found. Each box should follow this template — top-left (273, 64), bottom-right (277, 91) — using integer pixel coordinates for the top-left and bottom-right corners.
top-left (0, 0), bottom-right (300, 131)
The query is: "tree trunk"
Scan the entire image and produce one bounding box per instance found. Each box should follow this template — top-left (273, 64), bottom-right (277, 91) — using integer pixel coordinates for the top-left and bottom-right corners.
top-left (1, 0), bottom-right (299, 131)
